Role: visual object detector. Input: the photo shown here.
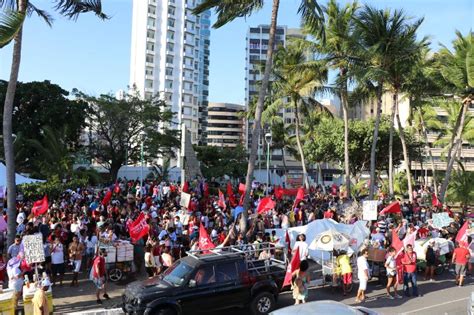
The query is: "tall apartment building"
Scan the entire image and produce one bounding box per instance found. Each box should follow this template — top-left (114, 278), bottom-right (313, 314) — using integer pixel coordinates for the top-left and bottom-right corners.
top-left (207, 102), bottom-right (246, 148)
top-left (129, 0), bottom-right (210, 146)
top-left (245, 25), bottom-right (303, 170)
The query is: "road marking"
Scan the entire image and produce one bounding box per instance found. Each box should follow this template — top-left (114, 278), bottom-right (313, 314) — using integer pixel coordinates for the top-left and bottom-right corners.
top-left (401, 297), bottom-right (469, 314)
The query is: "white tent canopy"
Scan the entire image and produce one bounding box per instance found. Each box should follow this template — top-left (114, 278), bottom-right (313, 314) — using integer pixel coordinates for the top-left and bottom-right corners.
top-left (0, 163), bottom-right (44, 187)
top-left (266, 219), bottom-right (370, 262)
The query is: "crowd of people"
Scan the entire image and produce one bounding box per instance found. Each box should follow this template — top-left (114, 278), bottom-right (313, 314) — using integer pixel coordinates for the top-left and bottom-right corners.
top-left (0, 178), bottom-right (472, 310)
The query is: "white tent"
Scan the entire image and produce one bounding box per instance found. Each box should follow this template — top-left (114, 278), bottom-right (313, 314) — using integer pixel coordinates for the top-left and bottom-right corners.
top-left (266, 219), bottom-right (370, 262)
top-left (0, 163), bottom-right (44, 187)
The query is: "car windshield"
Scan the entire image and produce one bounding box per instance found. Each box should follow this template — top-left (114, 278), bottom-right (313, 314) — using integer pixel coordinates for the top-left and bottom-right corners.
top-left (162, 260), bottom-right (193, 287)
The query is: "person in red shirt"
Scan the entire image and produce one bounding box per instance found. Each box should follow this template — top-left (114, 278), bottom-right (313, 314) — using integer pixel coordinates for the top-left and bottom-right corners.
top-left (417, 225), bottom-right (429, 239)
top-left (401, 244), bottom-right (418, 297)
top-left (452, 242), bottom-right (470, 287)
top-left (92, 248), bottom-right (110, 304)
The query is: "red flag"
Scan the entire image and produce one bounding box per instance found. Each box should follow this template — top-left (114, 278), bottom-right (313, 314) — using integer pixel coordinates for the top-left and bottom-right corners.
top-left (285, 230), bottom-right (292, 257)
top-left (283, 247), bottom-right (300, 287)
top-left (129, 212), bottom-right (150, 243)
top-left (203, 182), bottom-right (209, 198)
top-left (227, 182), bottom-right (237, 207)
top-left (275, 186), bottom-right (284, 200)
top-left (257, 197), bottom-right (276, 214)
top-left (182, 181), bottom-right (189, 193)
top-left (431, 193), bottom-right (442, 208)
top-left (392, 229), bottom-right (404, 257)
top-left (218, 189), bottom-right (226, 210)
top-left (113, 182), bottom-right (121, 194)
top-left (198, 224), bottom-right (215, 252)
top-left (101, 190), bottom-right (113, 206)
top-left (293, 187), bottom-right (305, 208)
top-left (32, 195), bottom-right (48, 216)
top-left (456, 221), bottom-right (469, 246)
top-left (239, 183), bottom-right (246, 194)
top-left (239, 193), bottom-right (245, 206)
top-left (379, 201), bottom-right (401, 215)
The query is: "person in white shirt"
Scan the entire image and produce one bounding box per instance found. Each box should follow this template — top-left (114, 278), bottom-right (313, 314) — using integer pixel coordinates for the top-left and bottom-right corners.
top-left (356, 249), bottom-right (370, 303)
top-left (50, 236), bottom-right (65, 286)
top-left (293, 234), bottom-right (309, 261)
top-left (384, 247), bottom-right (401, 299)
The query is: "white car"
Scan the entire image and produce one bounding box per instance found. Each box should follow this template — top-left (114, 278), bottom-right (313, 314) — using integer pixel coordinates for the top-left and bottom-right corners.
top-left (270, 300), bottom-right (380, 315)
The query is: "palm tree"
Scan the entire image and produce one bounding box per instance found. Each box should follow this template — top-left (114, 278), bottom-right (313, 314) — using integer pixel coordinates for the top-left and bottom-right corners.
top-left (270, 42), bottom-right (330, 189)
top-left (354, 6), bottom-right (421, 200)
top-left (435, 31), bottom-right (474, 202)
top-left (385, 15), bottom-right (427, 202)
top-left (0, 9), bottom-right (24, 47)
top-left (305, 0), bottom-right (358, 198)
top-left (1, 0), bottom-right (107, 246)
top-left (194, 0), bottom-right (324, 232)
top-left (411, 104), bottom-right (444, 195)
top-left (446, 164), bottom-right (474, 215)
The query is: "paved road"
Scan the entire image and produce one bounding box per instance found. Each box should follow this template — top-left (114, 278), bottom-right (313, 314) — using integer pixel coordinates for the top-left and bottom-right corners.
top-left (53, 270), bottom-right (472, 314)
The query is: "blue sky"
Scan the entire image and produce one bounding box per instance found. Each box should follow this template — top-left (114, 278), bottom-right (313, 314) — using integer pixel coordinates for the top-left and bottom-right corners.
top-left (0, 0), bottom-right (472, 104)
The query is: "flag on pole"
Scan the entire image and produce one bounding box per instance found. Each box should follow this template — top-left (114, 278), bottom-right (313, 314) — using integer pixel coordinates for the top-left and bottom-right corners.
top-left (101, 190), bottom-right (113, 206)
top-left (198, 224), bottom-right (215, 252)
top-left (218, 189), bottom-right (226, 210)
top-left (227, 182), bottom-right (237, 207)
top-left (379, 201), bottom-right (401, 215)
top-left (257, 197), bottom-right (276, 214)
top-left (293, 187), bottom-right (305, 208)
top-left (238, 183), bottom-right (246, 194)
top-left (32, 195), bottom-right (48, 216)
top-left (129, 212), bottom-right (150, 243)
top-left (283, 247), bottom-right (300, 287)
top-left (182, 181), bottom-right (189, 193)
top-left (285, 230), bottom-right (292, 257)
top-left (274, 186), bottom-right (284, 200)
top-left (391, 229), bottom-right (404, 257)
top-left (456, 221), bottom-right (469, 246)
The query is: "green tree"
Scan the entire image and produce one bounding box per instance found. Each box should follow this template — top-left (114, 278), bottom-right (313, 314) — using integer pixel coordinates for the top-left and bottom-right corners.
top-left (0, 9), bottom-right (24, 47)
top-left (446, 165), bottom-right (474, 213)
top-left (435, 31), bottom-right (474, 202)
top-left (354, 6), bottom-right (421, 199)
top-left (194, 0), bottom-right (324, 233)
top-left (270, 41), bottom-right (330, 188)
top-left (77, 91), bottom-right (180, 181)
top-left (195, 145), bottom-right (248, 180)
top-left (1, 0), bottom-right (106, 247)
top-left (0, 80), bottom-right (88, 175)
top-left (308, 0), bottom-right (359, 197)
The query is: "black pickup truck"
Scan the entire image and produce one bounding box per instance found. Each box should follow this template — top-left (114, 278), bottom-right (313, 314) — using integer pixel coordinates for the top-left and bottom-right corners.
top-left (122, 244), bottom-right (287, 315)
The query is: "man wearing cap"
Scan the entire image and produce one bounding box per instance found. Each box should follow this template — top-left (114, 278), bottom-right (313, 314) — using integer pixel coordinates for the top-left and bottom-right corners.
top-left (32, 278), bottom-right (50, 315)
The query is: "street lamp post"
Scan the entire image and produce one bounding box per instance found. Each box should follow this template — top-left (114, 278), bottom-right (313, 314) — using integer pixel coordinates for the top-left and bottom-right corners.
top-left (140, 131), bottom-right (146, 194)
top-left (265, 133), bottom-right (272, 195)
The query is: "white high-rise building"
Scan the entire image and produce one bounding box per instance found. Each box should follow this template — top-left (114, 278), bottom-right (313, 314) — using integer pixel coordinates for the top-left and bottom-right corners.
top-left (130, 0), bottom-right (211, 146)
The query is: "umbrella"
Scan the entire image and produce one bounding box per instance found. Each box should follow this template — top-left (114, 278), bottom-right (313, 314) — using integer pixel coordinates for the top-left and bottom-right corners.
top-left (309, 229), bottom-right (350, 251)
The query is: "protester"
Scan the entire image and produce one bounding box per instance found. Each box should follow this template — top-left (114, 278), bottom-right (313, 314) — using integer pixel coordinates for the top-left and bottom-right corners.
top-left (385, 247), bottom-right (401, 299)
top-left (292, 260), bottom-right (310, 305)
top-left (401, 244), bottom-right (418, 297)
top-left (293, 234), bottom-right (309, 261)
top-left (7, 256), bottom-right (23, 310)
top-left (91, 248), bottom-right (110, 304)
top-left (452, 241), bottom-right (470, 287)
top-left (356, 249), bottom-right (369, 303)
top-left (336, 250), bottom-right (352, 296)
top-left (68, 235), bottom-right (85, 286)
top-left (50, 235), bottom-right (65, 286)
top-left (32, 278), bottom-right (51, 315)
top-left (424, 239), bottom-right (437, 281)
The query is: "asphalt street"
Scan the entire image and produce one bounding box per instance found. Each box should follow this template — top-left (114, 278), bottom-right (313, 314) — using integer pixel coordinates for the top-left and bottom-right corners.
top-left (53, 269), bottom-right (473, 314)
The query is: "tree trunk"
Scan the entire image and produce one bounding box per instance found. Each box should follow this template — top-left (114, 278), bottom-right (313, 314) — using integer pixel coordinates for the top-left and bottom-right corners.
top-left (340, 81), bottom-right (351, 198)
top-left (241, 0), bottom-right (280, 234)
top-left (418, 108), bottom-right (438, 196)
top-left (293, 99), bottom-right (310, 189)
top-left (3, 0), bottom-right (26, 247)
top-left (439, 99), bottom-right (469, 202)
top-left (388, 93), bottom-right (396, 196)
top-left (281, 148), bottom-right (287, 176)
top-left (369, 84), bottom-right (383, 200)
top-left (394, 93), bottom-right (413, 202)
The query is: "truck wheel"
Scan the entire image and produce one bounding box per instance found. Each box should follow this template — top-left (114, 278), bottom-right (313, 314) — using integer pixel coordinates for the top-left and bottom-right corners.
top-left (251, 292), bottom-right (275, 315)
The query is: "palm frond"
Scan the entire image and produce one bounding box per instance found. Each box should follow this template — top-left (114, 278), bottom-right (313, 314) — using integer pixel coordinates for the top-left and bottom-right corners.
top-left (53, 0), bottom-right (108, 20)
top-left (0, 10), bottom-right (24, 48)
top-left (27, 2), bottom-right (53, 26)
top-left (193, 0), bottom-right (263, 28)
top-left (299, 0), bottom-right (325, 41)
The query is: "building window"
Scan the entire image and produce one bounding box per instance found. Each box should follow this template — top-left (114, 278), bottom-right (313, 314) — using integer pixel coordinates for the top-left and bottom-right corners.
top-left (323, 173), bottom-right (333, 182)
top-left (145, 67), bottom-right (153, 76)
top-left (145, 79), bottom-right (153, 89)
top-left (168, 18), bottom-right (175, 27)
top-left (183, 107), bottom-right (192, 115)
top-left (146, 54), bottom-right (154, 63)
top-left (165, 92), bottom-right (173, 102)
top-left (147, 30), bottom-right (155, 39)
top-left (166, 55), bottom-right (173, 64)
top-left (184, 57), bottom-right (193, 66)
top-left (183, 82), bottom-right (193, 91)
top-left (165, 80), bottom-right (173, 89)
top-left (146, 42), bottom-right (154, 51)
top-left (183, 94), bottom-right (192, 103)
top-left (186, 21), bottom-right (195, 30)
top-left (184, 69), bottom-right (193, 79)
top-left (145, 92), bottom-right (153, 100)
top-left (168, 6), bottom-right (175, 15)
top-left (167, 30), bottom-right (174, 40)
top-left (166, 42), bottom-right (174, 52)
top-left (147, 17), bottom-right (155, 27)
top-left (148, 5), bottom-right (156, 15)
top-left (165, 67), bottom-right (173, 76)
